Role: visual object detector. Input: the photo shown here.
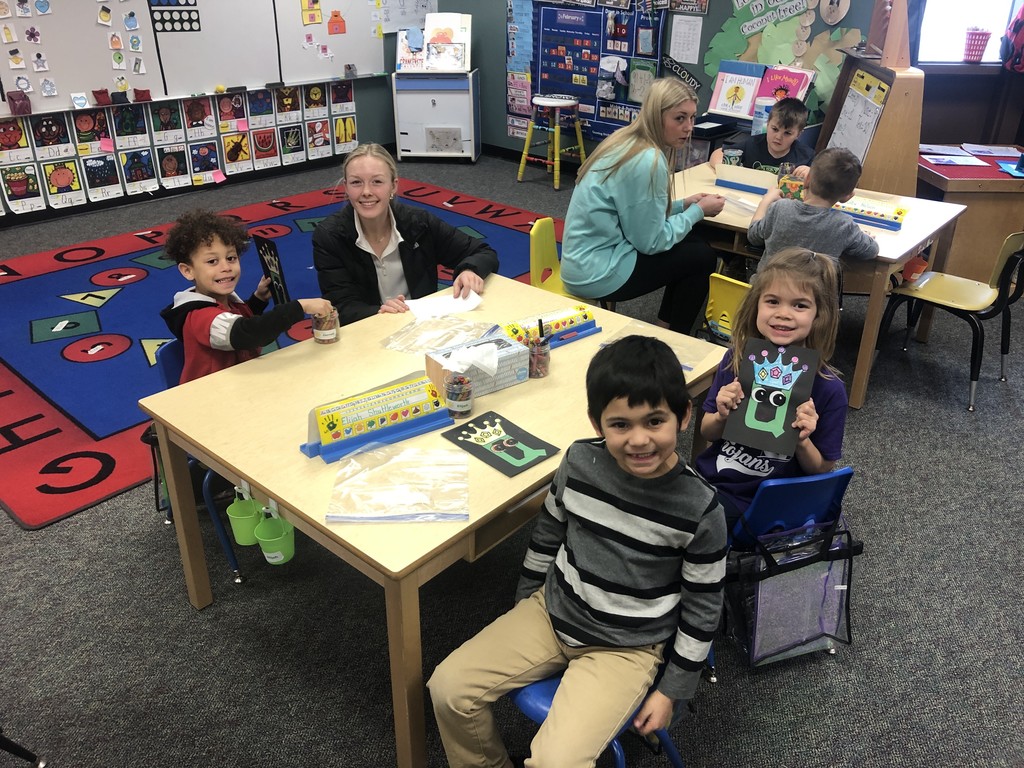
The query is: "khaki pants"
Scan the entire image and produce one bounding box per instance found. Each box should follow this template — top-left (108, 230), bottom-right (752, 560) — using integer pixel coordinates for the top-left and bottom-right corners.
top-left (427, 589), bottom-right (664, 768)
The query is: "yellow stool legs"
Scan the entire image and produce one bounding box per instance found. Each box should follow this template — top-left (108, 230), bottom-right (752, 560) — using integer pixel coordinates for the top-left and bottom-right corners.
top-left (517, 96), bottom-right (586, 190)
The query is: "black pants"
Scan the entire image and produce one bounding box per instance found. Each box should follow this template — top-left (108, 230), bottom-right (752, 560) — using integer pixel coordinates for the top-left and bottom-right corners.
top-left (598, 236), bottom-right (718, 334)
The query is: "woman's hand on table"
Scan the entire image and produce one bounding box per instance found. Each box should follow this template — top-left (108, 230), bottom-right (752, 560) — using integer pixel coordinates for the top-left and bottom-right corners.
top-left (378, 295), bottom-right (410, 314)
top-left (692, 192), bottom-right (726, 217)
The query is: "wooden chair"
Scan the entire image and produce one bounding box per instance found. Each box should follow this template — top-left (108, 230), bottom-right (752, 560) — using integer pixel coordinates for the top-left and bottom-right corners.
top-left (507, 673), bottom-right (686, 768)
top-left (876, 231), bottom-right (1024, 411)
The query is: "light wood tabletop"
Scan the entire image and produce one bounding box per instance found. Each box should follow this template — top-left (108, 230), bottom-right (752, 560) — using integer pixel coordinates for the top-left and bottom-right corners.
top-left (674, 162), bottom-right (966, 408)
top-left (138, 274), bottom-right (725, 768)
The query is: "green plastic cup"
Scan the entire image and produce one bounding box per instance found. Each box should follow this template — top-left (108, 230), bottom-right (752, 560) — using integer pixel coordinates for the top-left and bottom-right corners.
top-left (226, 498), bottom-right (263, 546)
top-left (254, 517), bottom-right (295, 565)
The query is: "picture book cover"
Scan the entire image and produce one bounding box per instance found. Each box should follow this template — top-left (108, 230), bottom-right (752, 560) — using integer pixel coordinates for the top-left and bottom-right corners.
top-left (722, 341), bottom-right (819, 457)
top-left (708, 60), bottom-right (765, 119)
top-left (754, 64), bottom-right (814, 103)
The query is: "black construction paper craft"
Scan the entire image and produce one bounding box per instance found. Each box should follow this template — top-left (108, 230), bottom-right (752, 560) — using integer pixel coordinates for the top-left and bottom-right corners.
top-left (721, 341), bottom-right (819, 457)
top-left (442, 411), bottom-right (559, 477)
top-left (252, 234), bottom-right (291, 306)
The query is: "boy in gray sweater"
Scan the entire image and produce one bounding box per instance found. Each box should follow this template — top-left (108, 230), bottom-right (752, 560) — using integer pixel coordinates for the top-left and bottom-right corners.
top-left (428, 335), bottom-right (726, 768)
top-left (747, 146), bottom-right (879, 271)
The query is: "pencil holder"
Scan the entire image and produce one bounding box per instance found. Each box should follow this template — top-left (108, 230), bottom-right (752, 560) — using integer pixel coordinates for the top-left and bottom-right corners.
top-left (528, 337), bottom-right (550, 378)
top-left (312, 308), bottom-right (339, 344)
top-left (444, 372), bottom-right (473, 419)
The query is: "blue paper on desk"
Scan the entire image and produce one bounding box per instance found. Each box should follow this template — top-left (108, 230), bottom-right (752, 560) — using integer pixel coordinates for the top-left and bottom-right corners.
top-left (996, 160), bottom-right (1024, 178)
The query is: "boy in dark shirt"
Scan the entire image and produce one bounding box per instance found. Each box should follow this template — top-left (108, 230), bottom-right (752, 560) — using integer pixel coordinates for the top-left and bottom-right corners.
top-left (710, 97), bottom-right (814, 177)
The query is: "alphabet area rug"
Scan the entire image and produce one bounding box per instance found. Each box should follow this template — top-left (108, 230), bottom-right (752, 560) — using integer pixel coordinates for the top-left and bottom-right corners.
top-left (0, 180), bottom-right (552, 529)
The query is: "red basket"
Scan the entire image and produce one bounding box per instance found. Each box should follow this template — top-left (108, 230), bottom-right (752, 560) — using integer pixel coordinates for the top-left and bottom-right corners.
top-left (963, 30), bottom-right (991, 63)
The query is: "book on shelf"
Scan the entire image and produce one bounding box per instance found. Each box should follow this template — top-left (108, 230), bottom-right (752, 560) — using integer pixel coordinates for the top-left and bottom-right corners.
top-left (754, 64), bottom-right (815, 103)
top-left (708, 60), bottom-right (766, 119)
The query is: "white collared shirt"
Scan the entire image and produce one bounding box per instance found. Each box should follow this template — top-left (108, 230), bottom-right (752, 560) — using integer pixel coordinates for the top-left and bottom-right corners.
top-left (354, 212), bottom-right (409, 303)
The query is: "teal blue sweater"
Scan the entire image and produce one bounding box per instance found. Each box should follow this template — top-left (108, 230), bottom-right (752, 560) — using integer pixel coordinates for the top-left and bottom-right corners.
top-left (561, 146), bottom-right (706, 298)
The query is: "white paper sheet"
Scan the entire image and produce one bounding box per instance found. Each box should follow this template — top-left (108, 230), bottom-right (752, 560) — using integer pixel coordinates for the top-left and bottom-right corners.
top-left (405, 290), bottom-right (482, 319)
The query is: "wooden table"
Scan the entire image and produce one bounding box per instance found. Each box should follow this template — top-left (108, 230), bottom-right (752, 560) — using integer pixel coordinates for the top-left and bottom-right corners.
top-left (917, 148), bottom-right (1024, 283)
top-left (138, 275), bottom-right (725, 768)
top-left (674, 162), bottom-right (966, 409)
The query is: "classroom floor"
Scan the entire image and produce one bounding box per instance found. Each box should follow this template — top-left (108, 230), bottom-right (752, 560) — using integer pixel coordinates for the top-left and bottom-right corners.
top-left (1, 153), bottom-right (1022, 768)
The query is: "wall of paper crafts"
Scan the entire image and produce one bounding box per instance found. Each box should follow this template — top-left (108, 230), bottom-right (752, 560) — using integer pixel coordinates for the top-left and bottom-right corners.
top-left (0, 83), bottom-right (358, 215)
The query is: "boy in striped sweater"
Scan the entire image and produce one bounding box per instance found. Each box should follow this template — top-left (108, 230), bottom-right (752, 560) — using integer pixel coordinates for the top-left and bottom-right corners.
top-left (428, 335), bottom-right (727, 768)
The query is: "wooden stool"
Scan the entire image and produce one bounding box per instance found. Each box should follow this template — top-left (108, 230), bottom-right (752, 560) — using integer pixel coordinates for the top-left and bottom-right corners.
top-left (517, 94), bottom-right (587, 190)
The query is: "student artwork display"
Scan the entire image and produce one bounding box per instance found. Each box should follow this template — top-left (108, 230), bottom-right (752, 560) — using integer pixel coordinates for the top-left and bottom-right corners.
top-left (29, 112), bottom-right (75, 159)
top-left (188, 140), bottom-right (220, 184)
top-left (111, 104), bottom-right (149, 149)
top-left (149, 100), bottom-right (184, 144)
top-left (253, 235), bottom-right (291, 306)
top-left (246, 88), bottom-right (276, 128)
top-left (182, 96), bottom-right (216, 141)
top-left (222, 131), bottom-right (253, 174)
top-left (302, 83), bottom-right (328, 120)
top-left (333, 115), bottom-right (357, 154)
top-left (278, 124), bottom-right (305, 166)
top-left (0, 116), bottom-right (34, 163)
top-left (722, 342), bottom-right (819, 457)
top-left (155, 144), bottom-right (190, 189)
top-left (81, 153), bottom-right (125, 201)
top-left (0, 162), bottom-right (45, 213)
top-left (442, 412), bottom-right (558, 478)
top-left (250, 127), bottom-right (281, 170)
top-left (305, 119), bottom-right (332, 160)
top-left (40, 158), bottom-right (85, 208)
top-left (119, 147), bottom-right (157, 194)
top-left (274, 86), bottom-right (303, 125)
top-left (72, 108), bottom-right (111, 155)
top-left (0, 82), bottom-right (357, 214)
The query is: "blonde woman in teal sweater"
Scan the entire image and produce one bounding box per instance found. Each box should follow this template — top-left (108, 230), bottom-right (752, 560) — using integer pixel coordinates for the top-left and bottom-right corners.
top-left (561, 78), bottom-right (725, 334)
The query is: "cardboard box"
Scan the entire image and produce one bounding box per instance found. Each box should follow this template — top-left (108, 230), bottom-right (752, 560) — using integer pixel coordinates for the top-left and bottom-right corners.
top-left (425, 335), bottom-right (529, 397)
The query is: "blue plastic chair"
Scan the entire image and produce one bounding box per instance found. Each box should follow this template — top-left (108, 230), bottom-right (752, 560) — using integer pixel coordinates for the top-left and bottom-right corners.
top-left (729, 467), bottom-right (854, 551)
top-left (154, 339), bottom-right (243, 584)
top-left (507, 673), bottom-right (686, 768)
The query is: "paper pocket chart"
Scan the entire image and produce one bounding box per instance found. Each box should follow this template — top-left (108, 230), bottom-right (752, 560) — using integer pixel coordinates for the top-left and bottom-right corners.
top-left (722, 341), bottom-right (819, 457)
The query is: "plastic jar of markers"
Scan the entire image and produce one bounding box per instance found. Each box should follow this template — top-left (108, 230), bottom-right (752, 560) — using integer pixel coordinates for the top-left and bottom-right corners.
top-left (444, 372), bottom-right (473, 419)
top-left (528, 336), bottom-right (550, 378)
top-left (312, 308), bottom-right (339, 344)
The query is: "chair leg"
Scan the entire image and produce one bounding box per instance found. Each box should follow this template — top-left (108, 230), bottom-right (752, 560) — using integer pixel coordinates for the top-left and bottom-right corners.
top-left (0, 728), bottom-right (46, 767)
top-left (202, 470), bottom-right (244, 584)
top-left (574, 111), bottom-right (587, 165)
top-left (705, 643), bottom-right (717, 684)
top-left (903, 299), bottom-right (925, 351)
top-left (654, 729), bottom-right (687, 768)
top-left (966, 314), bottom-right (985, 412)
top-left (552, 108), bottom-right (562, 190)
top-left (1000, 306), bottom-right (1011, 382)
top-left (609, 736), bottom-right (627, 768)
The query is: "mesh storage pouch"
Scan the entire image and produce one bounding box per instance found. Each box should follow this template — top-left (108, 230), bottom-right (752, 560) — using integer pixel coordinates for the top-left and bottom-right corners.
top-left (725, 524), bottom-right (860, 667)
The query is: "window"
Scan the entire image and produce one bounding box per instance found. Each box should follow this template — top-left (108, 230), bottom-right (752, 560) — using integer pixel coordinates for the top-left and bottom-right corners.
top-left (917, 0), bottom-right (1018, 63)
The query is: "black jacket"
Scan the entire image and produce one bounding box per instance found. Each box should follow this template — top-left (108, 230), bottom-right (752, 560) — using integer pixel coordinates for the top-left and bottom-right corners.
top-left (312, 200), bottom-right (499, 326)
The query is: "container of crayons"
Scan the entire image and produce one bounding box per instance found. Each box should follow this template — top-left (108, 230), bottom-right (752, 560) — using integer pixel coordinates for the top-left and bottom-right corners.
top-left (528, 319), bottom-right (550, 378)
top-left (312, 308), bottom-right (339, 344)
top-left (443, 371), bottom-right (473, 419)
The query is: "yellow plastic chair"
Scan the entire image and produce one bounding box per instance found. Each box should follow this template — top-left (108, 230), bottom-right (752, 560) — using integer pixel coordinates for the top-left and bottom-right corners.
top-left (529, 217), bottom-right (616, 311)
top-left (877, 231), bottom-right (1024, 411)
top-left (529, 217), bottom-right (569, 296)
top-left (702, 272), bottom-right (751, 344)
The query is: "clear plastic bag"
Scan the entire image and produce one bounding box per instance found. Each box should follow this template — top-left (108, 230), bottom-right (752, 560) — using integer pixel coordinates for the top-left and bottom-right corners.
top-left (325, 443), bottom-right (470, 523)
top-left (382, 317), bottom-right (499, 354)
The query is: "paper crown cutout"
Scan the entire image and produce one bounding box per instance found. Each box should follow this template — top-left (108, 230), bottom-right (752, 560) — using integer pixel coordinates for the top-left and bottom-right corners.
top-left (456, 418), bottom-right (506, 446)
top-left (749, 348), bottom-right (808, 392)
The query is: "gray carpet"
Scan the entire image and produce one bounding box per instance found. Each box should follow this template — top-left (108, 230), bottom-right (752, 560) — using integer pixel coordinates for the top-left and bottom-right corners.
top-left (2, 155), bottom-right (1022, 768)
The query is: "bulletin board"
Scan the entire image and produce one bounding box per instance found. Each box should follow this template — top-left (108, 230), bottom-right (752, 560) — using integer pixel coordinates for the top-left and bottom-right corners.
top-left (531, 3), bottom-right (665, 141)
top-left (0, 0), bottom-right (384, 118)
